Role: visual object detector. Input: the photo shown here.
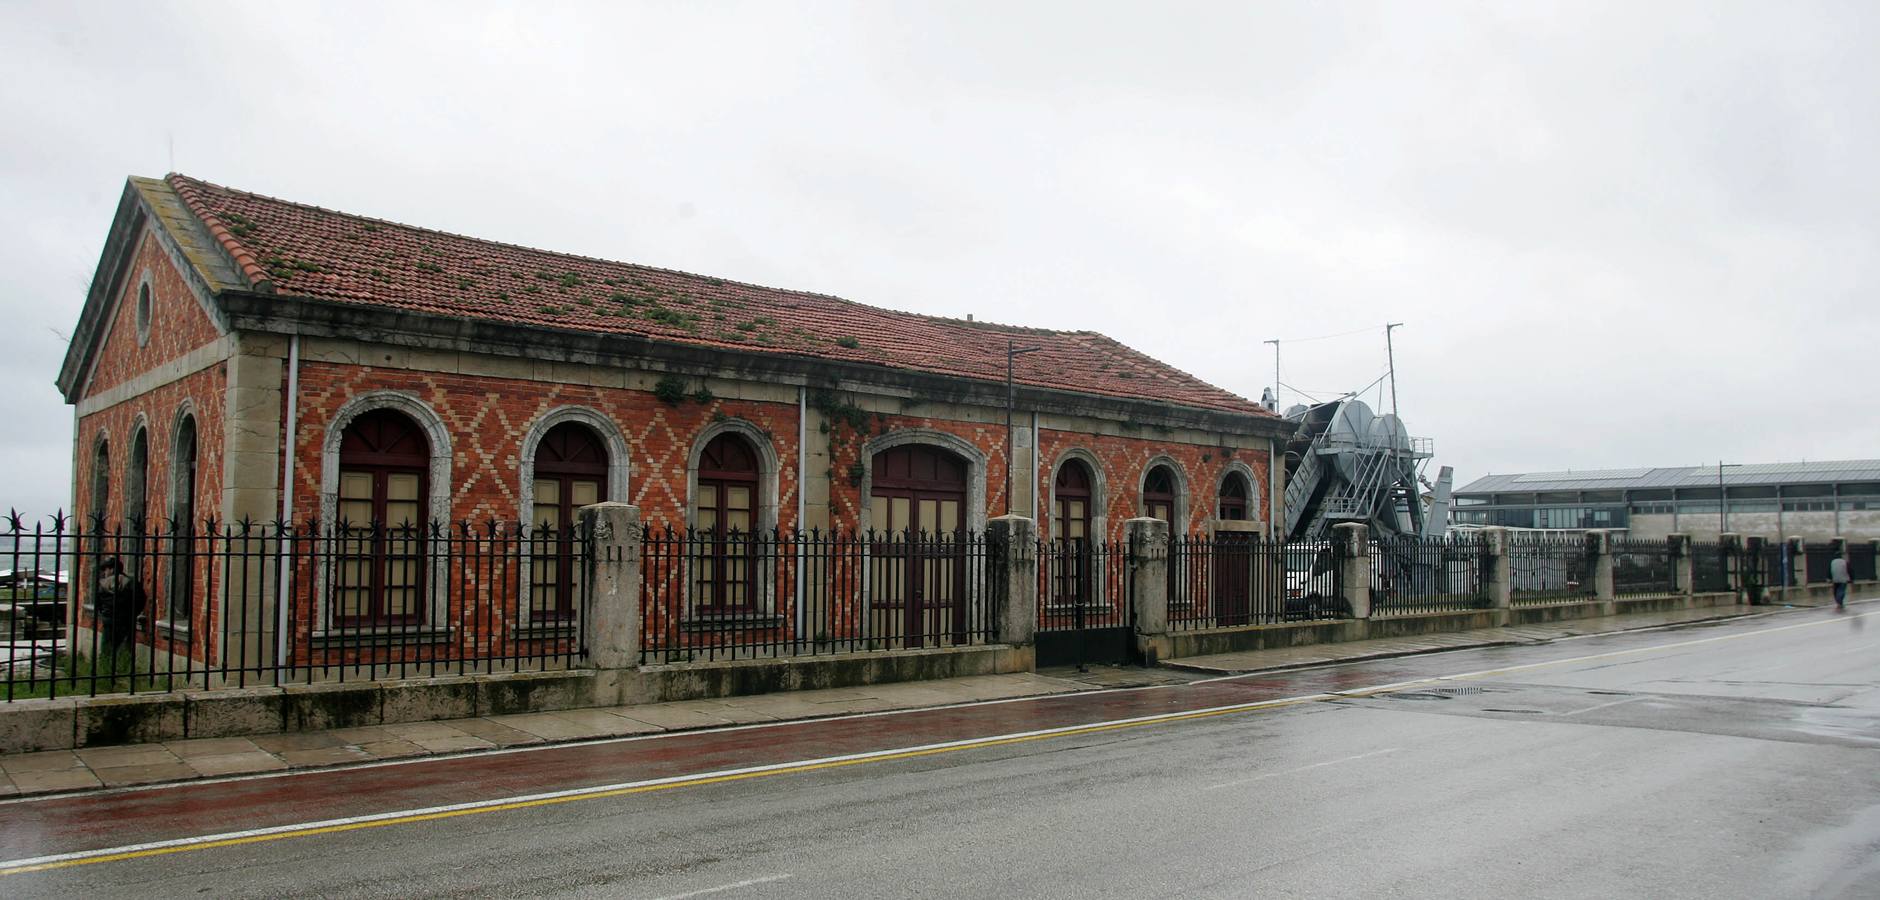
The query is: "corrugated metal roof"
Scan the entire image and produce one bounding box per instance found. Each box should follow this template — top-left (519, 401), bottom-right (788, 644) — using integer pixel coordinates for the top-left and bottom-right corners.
top-left (1457, 459), bottom-right (1880, 495)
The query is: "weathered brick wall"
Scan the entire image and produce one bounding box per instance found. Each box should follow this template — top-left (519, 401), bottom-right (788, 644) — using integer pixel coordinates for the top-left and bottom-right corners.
top-left (1035, 428), bottom-right (1271, 542)
top-left (71, 357), bottom-right (228, 664)
top-left (286, 362), bottom-right (802, 530)
top-left (82, 230), bottom-right (223, 399)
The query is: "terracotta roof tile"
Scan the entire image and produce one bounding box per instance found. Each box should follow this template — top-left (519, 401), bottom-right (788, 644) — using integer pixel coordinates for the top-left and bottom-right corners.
top-left (164, 174), bottom-right (1269, 417)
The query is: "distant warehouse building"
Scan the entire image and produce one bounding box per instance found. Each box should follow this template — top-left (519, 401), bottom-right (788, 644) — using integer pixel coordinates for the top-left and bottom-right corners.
top-left (1451, 460), bottom-right (1880, 541)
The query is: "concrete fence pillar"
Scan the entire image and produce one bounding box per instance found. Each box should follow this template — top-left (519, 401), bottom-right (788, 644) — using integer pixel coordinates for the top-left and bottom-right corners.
top-left (1744, 536), bottom-right (1767, 604)
top-left (1482, 526), bottom-right (1512, 609)
top-left (1584, 529), bottom-right (1615, 603)
top-left (987, 515), bottom-right (1038, 647)
top-left (579, 502), bottom-right (641, 670)
top-left (1719, 532), bottom-right (1742, 598)
top-left (1668, 533), bottom-right (1693, 601)
top-left (1125, 517), bottom-right (1171, 666)
top-left (1788, 536), bottom-right (1808, 584)
top-left (1333, 523), bottom-right (1371, 620)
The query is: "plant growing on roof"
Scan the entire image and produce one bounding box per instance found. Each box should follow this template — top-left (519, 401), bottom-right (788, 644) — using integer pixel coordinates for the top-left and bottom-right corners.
top-left (559, 272), bottom-right (582, 288)
top-left (835, 336), bottom-right (861, 349)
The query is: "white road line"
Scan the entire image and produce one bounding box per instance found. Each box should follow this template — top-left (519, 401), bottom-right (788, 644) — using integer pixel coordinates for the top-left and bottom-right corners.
top-left (1555, 695), bottom-right (1650, 717)
top-left (1205, 748), bottom-right (1400, 790)
top-left (651, 874), bottom-right (793, 900)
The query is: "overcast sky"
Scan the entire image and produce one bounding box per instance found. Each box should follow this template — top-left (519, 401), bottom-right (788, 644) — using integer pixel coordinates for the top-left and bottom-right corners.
top-left (2, 1), bottom-right (1876, 519)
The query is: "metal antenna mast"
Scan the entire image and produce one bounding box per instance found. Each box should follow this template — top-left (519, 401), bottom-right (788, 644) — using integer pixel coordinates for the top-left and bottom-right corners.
top-left (1384, 323), bottom-right (1404, 419)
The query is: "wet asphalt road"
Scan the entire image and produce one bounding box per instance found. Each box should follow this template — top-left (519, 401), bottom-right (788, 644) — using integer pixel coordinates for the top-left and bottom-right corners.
top-left (4, 605), bottom-right (1877, 899)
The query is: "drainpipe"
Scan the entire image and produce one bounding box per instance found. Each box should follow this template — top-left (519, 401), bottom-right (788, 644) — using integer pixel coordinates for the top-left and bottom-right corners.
top-left (1030, 410), bottom-right (1040, 519)
top-left (275, 334), bottom-right (299, 667)
top-left (796, 384), bottom-right (807, 635)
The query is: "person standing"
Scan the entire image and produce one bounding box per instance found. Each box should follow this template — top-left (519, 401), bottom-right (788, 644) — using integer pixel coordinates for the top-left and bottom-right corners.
top-left (93, 557), bottom-right (146, 652)
top-left (1829, 552), bottom-right (1850, 611)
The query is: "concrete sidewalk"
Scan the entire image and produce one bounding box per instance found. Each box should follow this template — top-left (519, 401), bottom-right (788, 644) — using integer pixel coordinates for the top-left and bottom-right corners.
top-left (0, 601), bottom-right (1788, 800)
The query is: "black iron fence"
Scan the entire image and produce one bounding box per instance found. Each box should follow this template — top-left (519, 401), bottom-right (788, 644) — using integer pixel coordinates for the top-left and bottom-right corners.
top-left (1689, 540), bottom-right (1731, 593)
top-left (1369, 534), bottom-right (1488, 615)
top-left (1168, 536), bottom-right (1345, 630)
top-left (639, 528), bottom-right (994, 664)
top-left (1611, 537), bottom-right (1677, 598)
top-left (3, 513), bottom-right (587, 703)
top-left (1038, 538), bottom-right (1129, 632)
top-left (1804, 543), bottom-right (1835, 584)
top-left (1848, 543), bottom-right (1877, 583)
top-left (1508, 534), bottom-right (1595, 604)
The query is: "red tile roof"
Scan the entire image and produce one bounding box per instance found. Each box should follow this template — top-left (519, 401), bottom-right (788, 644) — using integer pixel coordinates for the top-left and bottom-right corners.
top-left (164, 174), bottom-right (1269, 417)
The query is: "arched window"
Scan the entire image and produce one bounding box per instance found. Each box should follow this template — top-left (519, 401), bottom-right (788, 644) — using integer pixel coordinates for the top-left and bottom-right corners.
top-left (530, 422), bottom-right (605, 621)
top-left (336, 409), bottom-right (429, 625)
top-left (1143, 465), bottom-right (1177, 524)
top-left (1218, 471), bottom-right (1250, 521)
top-left (124, 425), bottom-right (150, 588)
top-left (167, 415), bottom-right (198, 625)
top-left (693, 432), bottom-right (759, 613)
top-left (868, 444), bottom-right (970, 646)
top-left (89, 439), bottom-right (110, 533)
top-left (1051, 459), bottom-right (1095, 606)
top-left (88, 437), bottom-right (110, 559)
top-left (135, 282), bottom-right (153, 346)
top-left (125, 426), bottom-right (149, 530)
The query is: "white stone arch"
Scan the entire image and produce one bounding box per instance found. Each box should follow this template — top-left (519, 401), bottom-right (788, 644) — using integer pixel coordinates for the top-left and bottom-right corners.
top-left (1045, 447), bottom-right (1108, 545)
top-left (164, 398), bottom-right (202, 628)
top-left (858, 429), bottom-right (990, 537)
top-left (315, 391), bottom-right (454, 637)
top-left (683, 418), bottom-right (782, 534)
top-left (517, 405), bottom-right (632, 525)
top-left (1138, 454), bottom-right (1192, 536)
top-left (318, 391), bottom-right (454, 532)
top-left (669, 419), bottom-right (788, 622)
top-left (1216, 459), bottom-right (1263, 525)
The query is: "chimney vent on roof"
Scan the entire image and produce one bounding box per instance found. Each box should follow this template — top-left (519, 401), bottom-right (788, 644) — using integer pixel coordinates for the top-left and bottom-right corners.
top-left (967, 314), bottom-right (974, 322)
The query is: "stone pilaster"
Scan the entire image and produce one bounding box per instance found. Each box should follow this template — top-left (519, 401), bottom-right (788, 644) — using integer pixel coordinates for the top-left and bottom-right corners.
top-left (1482, 526), bottom-right (1513, 610)
top-left (1333, 522), bottom-right (1371, 620)
top-left (1126, 517), bottom-right (1170, 665)
top-left (580, 502), bottom-right (641, 670)
top-left (987, 515), bottom-right (1038, 647)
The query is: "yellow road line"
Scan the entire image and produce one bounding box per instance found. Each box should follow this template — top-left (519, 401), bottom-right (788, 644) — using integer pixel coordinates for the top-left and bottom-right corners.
top-left (7, 606), bottom-right (1869, 878)
top-left (0, 694), bottom-right (1327, 877)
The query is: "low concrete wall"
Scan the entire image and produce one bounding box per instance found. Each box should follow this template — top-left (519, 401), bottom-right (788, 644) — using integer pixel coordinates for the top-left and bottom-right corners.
top-left (623, 644), bottom-right (1031, 706)
top-left (1166, 610), bottom-right (1500, 660)
top-left (1165, 593), bottom-right (1749, 662)
top-left (0, 643), bottom-right (1031, 755)
top-left (1509, 600), bottom-right (1610, 624)
top-left (1764, 581), bottom-right (1873, 605)
top-left (0, 670), bottom-right (606, 754)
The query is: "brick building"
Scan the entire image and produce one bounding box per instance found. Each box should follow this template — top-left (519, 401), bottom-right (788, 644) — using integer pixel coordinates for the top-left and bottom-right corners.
top-left (55, 174), bottom-right (1289, 666)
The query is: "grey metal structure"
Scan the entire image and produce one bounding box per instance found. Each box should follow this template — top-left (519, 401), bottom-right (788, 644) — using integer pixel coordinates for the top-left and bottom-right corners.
top-left (1280, 397), bottom-right (1438, 542)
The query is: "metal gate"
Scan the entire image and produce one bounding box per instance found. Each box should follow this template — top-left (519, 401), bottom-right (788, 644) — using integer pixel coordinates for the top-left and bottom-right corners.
top-left (1036, 538), bottom-right (1136, 667)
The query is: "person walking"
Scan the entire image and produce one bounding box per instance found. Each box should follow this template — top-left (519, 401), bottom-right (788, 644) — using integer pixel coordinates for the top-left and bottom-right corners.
top-left (1829, 552), bottom-right (1850, 611)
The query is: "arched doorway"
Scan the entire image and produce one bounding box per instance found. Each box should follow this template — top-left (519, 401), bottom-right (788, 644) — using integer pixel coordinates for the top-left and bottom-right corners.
top-left (530, 421), bottom-right (607, 621)
top-left (1215, 471), bottom-right (1255, 626)
top-left (336, 408), bottom-right (430, 625)
top-left (869, 444), bottom-right (969, 646)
